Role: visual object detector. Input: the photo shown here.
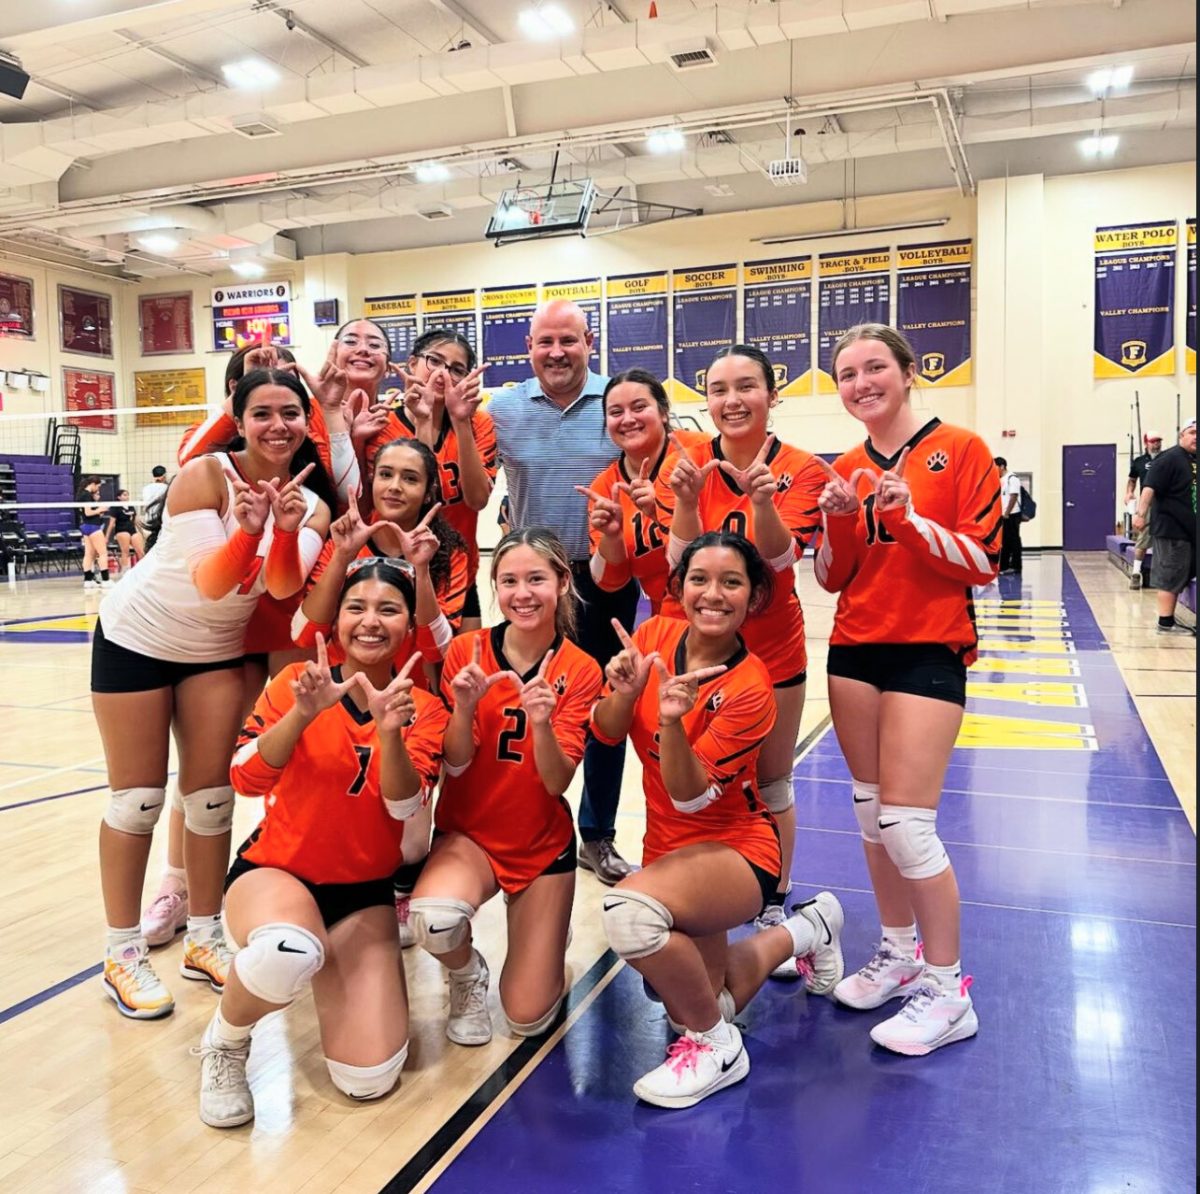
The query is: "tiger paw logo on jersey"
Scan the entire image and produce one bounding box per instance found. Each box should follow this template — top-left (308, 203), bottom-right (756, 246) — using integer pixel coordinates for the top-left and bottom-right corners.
top-left (921, 352), bottom-right (946, 378)
top-left (776, 473), bottom-right (793, 493)
top-left (926, 449), bottom-right (949, 473)
top-left (552, 674), bottom-right (568, 696)
top-left (706, 689), bottom-right (724, 712)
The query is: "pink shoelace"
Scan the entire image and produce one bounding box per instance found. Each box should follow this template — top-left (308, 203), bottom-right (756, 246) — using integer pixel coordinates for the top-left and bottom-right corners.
top-left (665, 1035), bottom-right (713, 1077)
top-left (795, 955), bottom-right (815, 982)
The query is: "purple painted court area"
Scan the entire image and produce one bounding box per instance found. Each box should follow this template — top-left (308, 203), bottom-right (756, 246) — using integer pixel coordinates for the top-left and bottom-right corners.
top-left (427, 557), bottom-right (1196, 1194)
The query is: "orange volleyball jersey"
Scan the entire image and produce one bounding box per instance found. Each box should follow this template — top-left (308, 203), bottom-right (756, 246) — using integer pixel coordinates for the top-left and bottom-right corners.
top-left (436, 626), bottom-right (602, 893)
top-left (592, 616), bottom-right (780, 875)
top-left (817, 419), bottom-right (1002, 665)
top-left (231, 664), bottom-right (448, 885)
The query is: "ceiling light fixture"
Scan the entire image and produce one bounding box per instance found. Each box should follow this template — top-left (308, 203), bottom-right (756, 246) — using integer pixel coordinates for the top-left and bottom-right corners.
top-left (230, 260), bottom-right (266, 278)
top-left (1080, 134), bottom-right (1119, 157)
top-left (1086, 65), bottom-right (1134, 96)
top-left (136, 233), bottom-right (179, 254)
top-left (222, 58), bottom-right (281, 89)
top-left (646, 128), bottom-right (686, 154)
top-left (751, 217), bottom-right (949, 246)
top-left (415, 160), bottom-right (451, 183)
top-left (518, 4), bottom-right (574, 41)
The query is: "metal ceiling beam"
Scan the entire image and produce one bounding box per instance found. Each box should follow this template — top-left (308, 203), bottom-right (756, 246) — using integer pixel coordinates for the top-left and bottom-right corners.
top-left (255, 3), bottom-right (369, 68)
top-left (113, 28), bottom-right (226, 88)
top-left (427, 0), bottom-right (500, 47)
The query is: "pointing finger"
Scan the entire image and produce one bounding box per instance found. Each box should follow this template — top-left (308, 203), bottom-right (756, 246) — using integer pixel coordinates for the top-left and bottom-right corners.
top-left (536, 650), bottom-right (553, 680)
top-left (397, 652), bottom-right (422, 682)
top-left (892, 447), bottom-right (911, 478)
top-left (682, 664), bottom-right (727, 685)
top-left (638, 457), bottom-right (652, 481)
top-left (471, 636), bottom-right (481, 667)
top-left (612, 618), bottom-right (636, 651)
top-left (415, 502), bottom-right (442, 531)
top-left (652, 657), bottom-right (670, 684)
top-left (315, 631), bottom-right (328, 671)
top-left (753, 434), bottom-right (776, 466)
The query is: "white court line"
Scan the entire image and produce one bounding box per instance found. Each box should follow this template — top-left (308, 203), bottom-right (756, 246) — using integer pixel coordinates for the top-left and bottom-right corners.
top-left (0, 755), bottom-right (105, 794)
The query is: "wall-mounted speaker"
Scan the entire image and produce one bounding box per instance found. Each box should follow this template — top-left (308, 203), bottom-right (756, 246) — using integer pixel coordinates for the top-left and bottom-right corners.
top-left (0, 57), bottom-right (31, 100)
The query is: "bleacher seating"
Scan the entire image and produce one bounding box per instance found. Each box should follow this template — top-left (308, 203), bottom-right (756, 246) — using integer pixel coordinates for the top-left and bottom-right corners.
top-left (0, 454), bottom-right (82, 575)
top-left (1107, 533), bottom-right (1196, 620)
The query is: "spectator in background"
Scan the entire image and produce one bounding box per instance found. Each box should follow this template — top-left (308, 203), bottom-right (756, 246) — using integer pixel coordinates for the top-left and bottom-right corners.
top-left (142, 465), bottom-right (168, 509)
top-left (1125, 432), bottom-right (1163, 590)
top-left (1134, 419), bottom-right (1197, 635)
top-left (995, 457), bottom-right (1022, 575)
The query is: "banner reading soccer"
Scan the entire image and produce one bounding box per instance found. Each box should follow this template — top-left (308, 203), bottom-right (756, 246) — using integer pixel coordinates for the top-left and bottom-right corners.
top-left (1187, 219), bottom-right (1196, 375)
top-left (743, 258), bottom-right (812, 397)
top-left (481, 285), bottom-right (537, 389)
top-left (363, 295), bottom-right (418, 361)
top-left (541, 279), bottom-right (601, 370)
top-left (606, 272), bottom-right (668, 380)
top-left (817, 249), bottom-right (891, 393)
top-left (672, 265), bottom-right (736, 403)
top-left (897, 240), bottom-right (972, 387)
top-left (1094, 221), bottom-right (1177, 378)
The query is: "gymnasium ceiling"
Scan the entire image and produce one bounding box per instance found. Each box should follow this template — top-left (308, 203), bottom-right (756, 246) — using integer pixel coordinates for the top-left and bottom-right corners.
top-left (0, 0), bottom-right (1194, 279)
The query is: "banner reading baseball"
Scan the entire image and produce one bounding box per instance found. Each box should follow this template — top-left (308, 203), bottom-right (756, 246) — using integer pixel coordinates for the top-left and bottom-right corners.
top-left (1094, 221), bottom-right (1177, 378)
top-left (363, 295), bottom-right (418, 361)
top-left (817, 249), bottom-right (891, 393)
top-left (896, 240), bottom-right (972, 387)
top-left (671, 265), bottom-right (736, 403)
top-left (743, 257), bottom-right (812, 397)
top-left (606, 272), bottom-right (668, 380)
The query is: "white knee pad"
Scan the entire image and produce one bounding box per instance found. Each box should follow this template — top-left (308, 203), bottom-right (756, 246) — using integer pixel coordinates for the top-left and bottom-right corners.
top-left (103, 786), bottom-right (167, 835)
top-left (181, 785), bottom-right (235, 836)
top-left (851, 780), bottom-right (882, 844)
top-left (408, 897), bottom-right (474, 955)
top-left (602, 890), bottom-right (673, 960)
top-left (325, 1043), bottom-right (408, 1100)
top-left (233, 923), bottom-right (324, 1005)
top-left (759, 776), bottom-right (794, 814)
top-left (878, 804), bottom-right (949, 880)
top-left (505, 995), bottom-right (564, 1038)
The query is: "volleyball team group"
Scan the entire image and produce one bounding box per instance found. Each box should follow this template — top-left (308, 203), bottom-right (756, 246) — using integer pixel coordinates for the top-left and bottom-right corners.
top-left (87, 298), bottom-right (1002, 1124)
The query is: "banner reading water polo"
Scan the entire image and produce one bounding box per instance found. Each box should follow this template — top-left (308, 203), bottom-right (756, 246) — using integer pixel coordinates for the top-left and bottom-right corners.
top-left (671, 265), bottom-right (736, 403)
top-left (606, 272), bottom-right (668, 380)
top-left (1094, 221), bottom-right (1176, 378)
top-left (363, 295), bottom-right (418, 361)
top-left (420, 290), bottom-right (478, 355)
top-left (541, 278), bottom-right (601, 370)
top-left (1187, 219), bottom-right (1196, 375)
top-left (897, 240), bottom-right (972, 387)
top-left (481, 284), bottom-right (537, 389)
top-left (817, 249), bottom-right (891, 393)
top-left (743, 257), bottom-right (812, 397)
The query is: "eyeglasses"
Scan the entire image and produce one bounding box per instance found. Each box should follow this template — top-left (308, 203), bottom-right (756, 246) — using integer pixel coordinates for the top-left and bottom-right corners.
top-left (336, 334), bottom-right (389, 354)
top-left (416, 352), bottom-right (470, 381)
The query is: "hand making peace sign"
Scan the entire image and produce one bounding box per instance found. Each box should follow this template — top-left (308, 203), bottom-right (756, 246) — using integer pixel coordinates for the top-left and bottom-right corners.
top-left (667, 432), bottom-right (721, 506)
top-left (654, 657), bottom-right (728, 726)
top-left (605, 618), bottom-right (661, 698)
top-left (290, 632), bottom-right (363, 721)
top-left (358, 652), bottom-right (422, 734)
top-left (510, 649), bottom-right (559, 727)
top-left (574, 483), bottom-right (624, 540)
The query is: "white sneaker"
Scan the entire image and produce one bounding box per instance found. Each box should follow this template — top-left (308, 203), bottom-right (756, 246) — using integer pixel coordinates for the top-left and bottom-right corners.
top-left (835, 942), bottom-right (925, 1010)
top-left (103, 939), bottom-right (174, 1019)
top-left (754, 902), bottom-right (802, 979)
top-left (633, 1024), bottom-right (749, 1109)
top-left (870, 976), bottom-right (978, 1056)
top-left (447, 951), bottom-right (492, 1046)
top-left (193, 1026), bottom-right (254, 1128)
top-left (395, 893), bottom-right (416, 949)
top-left (667, 987), bottom-right (736, 1035)
top-left (83, 579), bottom-right (97, 591)
top-left (141, 885), bottom-right (188, 947)
top-left (775, 892), bottom-right (845, 995)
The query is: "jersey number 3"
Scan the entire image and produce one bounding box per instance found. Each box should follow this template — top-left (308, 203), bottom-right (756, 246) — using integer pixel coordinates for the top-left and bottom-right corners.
top-left (497, 707), bottom-right (528, 763)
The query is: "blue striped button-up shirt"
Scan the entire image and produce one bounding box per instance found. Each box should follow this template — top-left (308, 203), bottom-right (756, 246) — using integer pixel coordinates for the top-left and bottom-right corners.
top-left (488, 370), bottom-right (619, 561)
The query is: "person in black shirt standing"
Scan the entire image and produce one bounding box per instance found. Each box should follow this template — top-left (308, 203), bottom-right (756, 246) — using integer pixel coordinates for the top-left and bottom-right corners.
top-left (1134, 419), bottom-right (1197, 634)
top-left (1125, 432), bottom-right (1163, 590)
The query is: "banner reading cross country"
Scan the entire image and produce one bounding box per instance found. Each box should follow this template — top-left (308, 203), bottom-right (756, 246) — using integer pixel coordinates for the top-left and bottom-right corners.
top-left (743, 257), bottom-right (812, 397)
top-left (1094, 221), bottom-right (1177, 378)
top-left (363, 295), bottom-right (418, 362)
top-left (817, 249), bottom-right (891, 393)
top-left (897, 240), bottom-right (973, 388)
top-left (1187, 219), bottom-right (1196, 376)
top-left (541, 278), bottom-right (601, 370)
top-left (481, 284), bottom-right (537, 389)
top-left (606, 272), bottom-right (668, 380)
top-left (671, 264), bottom-right (736, 403)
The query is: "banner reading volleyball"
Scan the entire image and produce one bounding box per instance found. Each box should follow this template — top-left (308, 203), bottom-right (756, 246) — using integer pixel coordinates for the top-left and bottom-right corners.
top-left (1094, 221), bottom-right (1177, 378)
top-left (420, 290), bottom-right (478, 354)
top-left (363, 295), bottom-right (418, 361)
top-left (743, 258), bottom-right (812, 397)
top-left (606, 272), bottom-right (668, 380)
top-left (481, 284), bottom-right (537, 388)
top-left (541, 278), bottom-right (601, 369)
top-left (672, 265), bottom-right (736, 403)
top-left (897, 240), bottom-right (972, 387)
top-left (1187, 219), bottom-right (1196, 375)
top-left (817, 249), bottom-right (891, 393)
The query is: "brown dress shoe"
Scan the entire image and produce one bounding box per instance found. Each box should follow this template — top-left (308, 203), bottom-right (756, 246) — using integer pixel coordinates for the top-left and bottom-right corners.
top-left (577, 838), bottom-right (632, 885)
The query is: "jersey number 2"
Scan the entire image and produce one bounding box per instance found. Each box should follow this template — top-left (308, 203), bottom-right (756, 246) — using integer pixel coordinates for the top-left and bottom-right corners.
top-left (497, 707), bottom-right (528, 763)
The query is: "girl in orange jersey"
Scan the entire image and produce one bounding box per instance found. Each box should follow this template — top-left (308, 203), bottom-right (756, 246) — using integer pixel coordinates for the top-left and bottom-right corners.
top-left (665, 344), bottom-right (826, 958)
top-left (194, 558), bottom-right (448, 1129)
top-left (356, 329), bottom-right (496, 631)
top-left (577, 368), bottom-right (708, 616)
top-left (816, 323), bottom-right (1001, 1056)
top-left (592, 532), bottom-right (844, 1109)
top-left (408, 528), bottom-right (602, 1047)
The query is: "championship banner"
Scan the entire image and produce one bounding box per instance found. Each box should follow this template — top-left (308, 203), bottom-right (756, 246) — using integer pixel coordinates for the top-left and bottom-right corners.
top-left (1187, 219), bottom-right (1196, 375)
top-left (364, 295), bottom-right (418, 361)
top-left (817, 249), bottom-right (891, 393)
top-left (897, 240), bottom-right (972, 387)
top-left (63, 367), bottom-right (116, 433)
top-left (420, 290), bottom-right (478, 354)
top-left (482, 285), bottom-right (537, 389)
top-left (743, 257), bottom-right (812, 397)
top-left (541, 278), bottom-right (601, 370)
top-left (212, 282), bottom-right (291, 352)
top-left (606, 272), bottom-right (668, 380)
top-left (672, 265), bottom-right (736, 403)
top-left (134, 368), bottom-right (208, 428)
top-left (1094, 221), bottom-right (1177, 378)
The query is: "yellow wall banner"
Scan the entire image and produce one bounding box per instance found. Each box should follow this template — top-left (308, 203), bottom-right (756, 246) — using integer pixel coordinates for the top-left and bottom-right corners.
top-left (1187, 218), bottom-right (1196, 375)
top-left (897, 240), bottom-right (972, 388)
top-left (134, 367), bottom-right (209, 428)
top-left (816, 249), bottom-right (891, 393)
top-left (1094, 221), bottom-right (1177, 378)
top-left (670, 264), bottom-right (736, 403)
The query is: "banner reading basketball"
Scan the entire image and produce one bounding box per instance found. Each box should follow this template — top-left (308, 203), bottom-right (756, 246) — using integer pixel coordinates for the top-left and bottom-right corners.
top-left (541, 279), bottom-right (601, 369)
top-left (421, 290), bottom-right (478, 354)
top-left (897, 241), bottom-right (972, 387)
top-left (482, 285), bottom-right (537, 388)
top-left (672, 265), bottom-right (736, 403)
top-left (817, 250), bottom-right (891, 393)
top-left (606, 272), bottom-right (668, 380)
top-left (1094, 221), bottom-right (1176, 378)
top-left (743, 257), bottom-right (812, 397)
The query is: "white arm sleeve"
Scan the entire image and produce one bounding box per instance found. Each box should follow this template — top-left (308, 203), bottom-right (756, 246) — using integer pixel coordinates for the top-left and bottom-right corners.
top-left (330, 432), bottom-right (361, 507)
top-left (173, 509), bottom-right (238, 573)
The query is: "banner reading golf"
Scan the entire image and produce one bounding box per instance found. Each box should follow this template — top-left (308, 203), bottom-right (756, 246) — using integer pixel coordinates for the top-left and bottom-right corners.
top-left (897, 240), bottom-right (973, 387)
top-left (1094, 221), bottom-right (1176, 378)
top-left (817, 249), bottom-right (891, 393)
top-left (743, 257), bottom-right (812, 396)
top-left (672, 264), bottom-right (736, 403)
top-left (482, 284), bottom-right (537, 388)
top-left (541, 278), bottom-right (601, 370)
top-left (606, 272), bottom-right (668, 379)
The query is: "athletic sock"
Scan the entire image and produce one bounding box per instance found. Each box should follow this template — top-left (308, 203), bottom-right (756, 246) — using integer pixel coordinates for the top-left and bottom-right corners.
top-left (186, 913), bottom-right (222, 944)
top-left (1131, 559), bottom-right (1143, 575)
top-left (106, 924), bottom-right (142, 955)
top-left (925, 961), bottom-right (963, 994)
top-left (207, 1006), bottom-right (253, 1049)
top-left (100, 569), bottom-right (110, 581)
top-left (881, 923), bottom-right (919, 958)
top-left (1158, 615), bottom-right (1176, 629)
top-left (698, 1017), bottom-right (734, 1046)
top-left (83, 569), bottom-right (94, 583)
top-left (780, 911), bottom-right (816, 957)
top-left (449, 949), bottom-right (483, 980)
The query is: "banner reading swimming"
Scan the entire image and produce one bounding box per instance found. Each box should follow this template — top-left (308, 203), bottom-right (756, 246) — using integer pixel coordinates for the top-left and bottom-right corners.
top-left (1187, 219), bottom-right (1196, 376)
top-left (606, 272), bottom-right (668, 380)
top-left (1094, 221), bottom-right (1177, 378)
top-left (672, 265), bottom-right (736, 403)
top-left (817, 249), bottom-right (891, 393)
top-left (541, 279), bottom-right (601, 370)
top-left (743, 257), bottom-right (812, 397)
top-left (897, 240), bottom-right (972, 387)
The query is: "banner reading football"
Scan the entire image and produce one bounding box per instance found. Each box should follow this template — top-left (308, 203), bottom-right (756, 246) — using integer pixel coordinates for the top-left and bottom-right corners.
top-left (817, 250), bottom-right (891, 393)
top-left (1094, 221), bottom-right (1176, 378)
top-left (743, 258), bottom-right (812, 396)
top-left (482, 284), bottom-right (537, 389)
top-left (420, 290), bottom-right (478, 355)
top-left (606, 272), bottom-right (668, 380)
top-left (1187, 220), bottom-right (1196, 375)
top-left (364, 295), bottom-right (418, 361)
top-left (541, 279), bottom-right (601, 370)
top-left (897, 240), bottom-right (972, 387)
top-left (672, 265), bottom-right (736, 403)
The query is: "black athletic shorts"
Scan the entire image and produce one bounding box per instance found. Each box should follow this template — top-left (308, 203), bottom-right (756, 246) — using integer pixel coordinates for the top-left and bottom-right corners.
top-left (91, 620), bottom-right (243, 694)
top-left (461, 580), bottom-right (482, 620)
top-left (826, 642), bottom-right (967, 707)
top-left (744, 856), bottom-right (782, 911)
top-left (225, 851), bottom-right (393, 929)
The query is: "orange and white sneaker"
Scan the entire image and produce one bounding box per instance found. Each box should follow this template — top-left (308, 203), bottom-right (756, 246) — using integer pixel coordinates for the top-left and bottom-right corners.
top-left (104, 939), bottom-right (175, 1019)
top-left (181, 927), bottom-right (234, 992)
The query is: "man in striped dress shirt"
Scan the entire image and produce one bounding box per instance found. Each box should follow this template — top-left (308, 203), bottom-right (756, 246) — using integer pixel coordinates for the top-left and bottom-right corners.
top-left (488, 300), bottom-right (640, 884)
